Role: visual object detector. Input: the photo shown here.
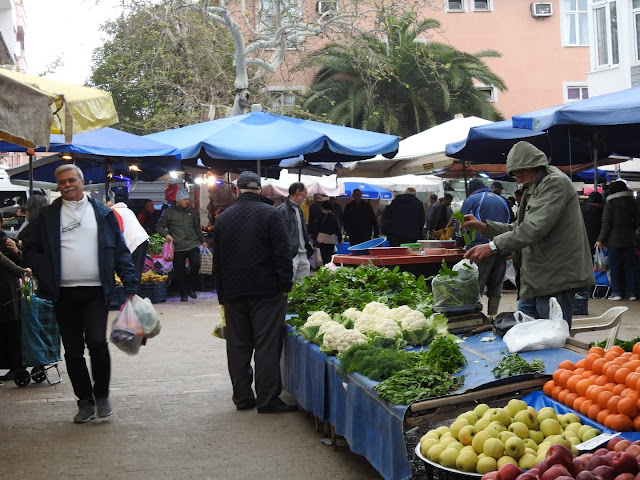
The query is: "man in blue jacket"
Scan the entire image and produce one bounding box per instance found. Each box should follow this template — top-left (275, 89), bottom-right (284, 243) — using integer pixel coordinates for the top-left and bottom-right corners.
top-left (26, 165), bottom-right (137, 423)
top-left (457, 179), bottom-right (512, 316)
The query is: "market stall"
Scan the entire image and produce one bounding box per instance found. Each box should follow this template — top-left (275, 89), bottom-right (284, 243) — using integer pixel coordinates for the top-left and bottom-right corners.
top-left (332, 251), bottom-right (464, 278)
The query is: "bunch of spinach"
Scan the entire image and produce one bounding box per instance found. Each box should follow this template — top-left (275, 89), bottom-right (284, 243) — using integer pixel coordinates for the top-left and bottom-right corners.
top-left (286, 265), bottom-right (433, 329)
top-left (337, 343), bottom-right (423, 381)
top-left (452, 211), bottom-right (476, 246)
top-left (423, 335), bottom-right (466, 373)
top-left (492, 354), bottom-right (545, 379)
top-left (148, 234), bottom-right (166, 255)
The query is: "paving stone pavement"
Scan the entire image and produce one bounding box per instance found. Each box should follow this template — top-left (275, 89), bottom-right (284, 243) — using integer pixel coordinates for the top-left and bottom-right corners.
top-left (0, 291), bottom-right (381, 480)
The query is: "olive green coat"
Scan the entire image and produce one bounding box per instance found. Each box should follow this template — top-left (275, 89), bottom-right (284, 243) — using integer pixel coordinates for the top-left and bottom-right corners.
top-left (484, 142), bottom-right (592, 300)
top-left (156, 205), bottom-right (205, 252)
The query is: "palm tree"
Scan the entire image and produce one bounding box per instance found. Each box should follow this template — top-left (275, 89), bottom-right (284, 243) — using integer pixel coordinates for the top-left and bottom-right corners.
top-left (300, 12), bottom-right (506, 138)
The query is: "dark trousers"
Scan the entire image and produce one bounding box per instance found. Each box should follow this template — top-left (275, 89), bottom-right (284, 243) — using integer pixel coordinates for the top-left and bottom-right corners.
top-left (173, 247), bottom-right (201, 296)
top-left (517, 288), bottom-right (575, 328)
top-left (54, 287), bottom-right (109, 404)
top-left (225, 294), bottom-right (287, 409)
top-left (477, 253), bottom-right (508, 298)
top-left (319, 243), bottom-right (335, 266)
top-left (608, 247), bottom-right (637, 297)
top-left (132, 240), bottom-right (149, 289)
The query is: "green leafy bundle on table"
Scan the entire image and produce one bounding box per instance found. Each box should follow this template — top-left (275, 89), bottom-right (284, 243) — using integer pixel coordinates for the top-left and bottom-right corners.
top-left (423, 335), bottom-right (467, 374)
top-left (592, 337), bottom-right (640, 352)
top-left (286, 265), bottom-right (433, 329)
top-left (337, 344), bottom-right (422, 381)
top-left (148, 234), bottom-right (166, 255)
top-left (492, 353), bottom-right (545, 379)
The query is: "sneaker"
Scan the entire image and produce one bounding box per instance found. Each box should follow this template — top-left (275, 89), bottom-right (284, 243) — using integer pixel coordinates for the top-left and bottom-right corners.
top-left (96, 397), bottom-right (113, 418)
top-left (629, 296), bottom-right (637, 301)
top-left (257, 397), bottom-right (298, 414)
top-left (73, 400), bottom-right (96, 424)
top-left (608, 295), bottom-right (622, 301)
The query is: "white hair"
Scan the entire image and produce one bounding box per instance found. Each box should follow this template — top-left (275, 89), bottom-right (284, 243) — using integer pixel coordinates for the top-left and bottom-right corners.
top-left (55, 164), bottom-right (84, 181)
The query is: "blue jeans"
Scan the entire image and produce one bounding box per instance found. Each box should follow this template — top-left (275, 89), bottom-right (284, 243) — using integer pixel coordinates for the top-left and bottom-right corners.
top-left (517, 289), bottom-right (575, 328)
top-left (607, 247), bottom-right (637, 298)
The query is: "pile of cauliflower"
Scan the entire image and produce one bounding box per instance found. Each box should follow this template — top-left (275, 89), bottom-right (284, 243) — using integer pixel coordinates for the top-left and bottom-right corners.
top-left (297, 301), bottom-right (446, 354)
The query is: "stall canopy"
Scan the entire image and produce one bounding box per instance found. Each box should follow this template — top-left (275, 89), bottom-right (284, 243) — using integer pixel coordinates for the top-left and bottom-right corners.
top-left (6, 127), bottom-right (182, 185)
top-left (341, 181), bottom-right (393, 200)
top-left (600, 157), bottom-right (640, 181)
top-left (145, 106), bottom-right (399, 173)
top-left (337, 175), bottom-right (442, 193)
top-left (337, 115), bottom-right (491, 177)
top-left (0, 69), bottom-right (119, 148)
top-left (260, 170), bottom-right (343, 197)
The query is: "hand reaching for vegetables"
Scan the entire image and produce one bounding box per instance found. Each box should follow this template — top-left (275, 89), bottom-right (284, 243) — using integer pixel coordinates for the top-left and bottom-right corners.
top-left (464, 243), bottom-right (493, 264)
top-left (461, 214), bottom-right (487, 235)
top-left (165, 234), bottom-right (173, 243)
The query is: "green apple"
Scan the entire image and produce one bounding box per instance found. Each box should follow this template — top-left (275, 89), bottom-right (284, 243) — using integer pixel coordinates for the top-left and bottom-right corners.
top-left (504, 436), bottom-right (526, 459)
top-left (536, 407), bottom-right (557, 423)
top-left (580, 427), bottom-right (600, 442)
top-left (420, 438), bottom-right (439, 457)
top-left (539, 418), bottom-right (562, 437)
top-left (435, 426), bottom-right (450, 436)
top-left (563, 412), bottom-right (580, 424)
top-left (524, 447), bottom-right (537, 456)
top-left (447, 441), bottom-right (465, 452)
top-left (482, 438), bottom-right (504, 460)
top-left (420, 430), bottom-right (440, 442)
top-left (473, 403), bottom-right (490, 418)
top-left (565, 422), bottom-right (582, 434)
top-left (563, 430), bottom-right (579, 441)
top-left (456, 449), bottom-right (478, 473)
top-left (477, 452), bottom-right (486, 460)
top-left (571, 444), bottom-right (579, 456)
top-left (439, 447), bottom-right (460, 468)
top-left (498, 431), bottom-right (517, 443)
top-left (497, 456), bottom-right (518, 469)
top-left (460, 445), bottom-right (475, 455)
top-left (529, 430), bottom-right (544, 445)
top-left (457, 411), bottom-right (479, 426)
top-left (458, 425), bottom-right (478, 446)
top-left (513, 409), bottom-right (539, 430)
top-left (548, 435), bottom-right (572, 450)
top-left (537, 442), bottom-right (551, 455)
top-left (449, 418), bottom-right (469, 440)
top-left (474, 417), bottom-right (491, 431)
top-left (472, 430), bottom-right (493, 454)
top-left (483, 427), bottom-right (500, 438)
top-left (518, 453), bottom-right (537, 470)
top-left (536, 451), bottom-right (547, 463)
top-left (440, 436), bottom-right (457, 447)
top-left (426, 443), bottom-right (446, 463)
top-left (508, 421), bottom-right (530, 439)
top-left (577, 424), bottom-right (593, 440)
top-left (440, 432), bottom-right (452, 439)
top-left (476, 455), bottom-right (497, 475)
top-left (488, 421), bottom-right (507, 433)
top-left (523, 438), bottom-right (538, 451)
top-left (527, 406), bottom-right (537, 416)
top-left (487, 408), bottom-right (511, 427)
top-left (505, 399), bottom-right (528, 418)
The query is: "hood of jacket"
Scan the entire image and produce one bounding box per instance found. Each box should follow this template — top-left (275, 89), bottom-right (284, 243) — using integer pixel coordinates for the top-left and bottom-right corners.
top-left (506, 141), bottom-right (549, 176)
top-left (605, 190), bottom-right (634, 202)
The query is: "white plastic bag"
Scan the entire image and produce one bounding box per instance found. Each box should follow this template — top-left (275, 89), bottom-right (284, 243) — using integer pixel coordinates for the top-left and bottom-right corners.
top-left (502, 297), bottom-right (570, 353)
top-left (110, 299), bottom-right (145, 355)
top-left (432, 259), bottom-right (480, 308)
top-left (130, 294), bottom-right (162, 338)
top-left (593, 247), bottom-right (607, 272)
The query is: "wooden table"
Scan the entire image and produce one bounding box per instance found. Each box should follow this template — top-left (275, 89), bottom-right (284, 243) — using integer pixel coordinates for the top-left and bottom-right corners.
top-left (332, 251), bottom-right (465, 278)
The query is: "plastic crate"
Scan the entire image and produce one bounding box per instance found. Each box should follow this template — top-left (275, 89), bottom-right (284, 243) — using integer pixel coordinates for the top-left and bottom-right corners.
top-left (109, 285), bottom-right (126, 310)
top-left (139, 282), bottom-right (167, 304)
top-left (571, 296), bottom-right (589, 315)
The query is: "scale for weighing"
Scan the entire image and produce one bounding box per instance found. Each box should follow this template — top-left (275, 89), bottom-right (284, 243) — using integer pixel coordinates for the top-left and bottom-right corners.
top-left (433, 303), bottom-right (488, 334)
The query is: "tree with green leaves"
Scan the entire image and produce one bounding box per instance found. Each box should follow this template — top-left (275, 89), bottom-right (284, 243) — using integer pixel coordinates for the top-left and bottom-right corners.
top-left (300, 12), bottom-right (507, 138)
top-left (89, 0), bottom-right (239, 134)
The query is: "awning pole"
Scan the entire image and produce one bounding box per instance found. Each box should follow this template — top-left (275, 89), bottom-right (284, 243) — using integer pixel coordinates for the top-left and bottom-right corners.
top-left (28, 152), bottom-right (34, 195)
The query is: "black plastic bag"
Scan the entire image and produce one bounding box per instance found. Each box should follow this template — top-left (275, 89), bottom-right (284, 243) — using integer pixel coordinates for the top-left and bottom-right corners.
top-left (492, 312), bottom-right (518, 337)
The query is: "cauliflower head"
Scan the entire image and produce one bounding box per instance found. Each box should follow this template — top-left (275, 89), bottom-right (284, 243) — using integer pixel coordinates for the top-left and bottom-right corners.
top-left (321, 326), bottom-right (368, 355)
top-left (362, 301), bottom-right (391, 317)
top-left (342, 308), bottom-right (362, 322)
top-left (388, 305), bottom-right (415, 322)
top-left (400, 310), bottom-right (428, 331)
top-left (305, 311), bottom-right (333, 327)
top-left (354, 314), bottom-right (401, 339)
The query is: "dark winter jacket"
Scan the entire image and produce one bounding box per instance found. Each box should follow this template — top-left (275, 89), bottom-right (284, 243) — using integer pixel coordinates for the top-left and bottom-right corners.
top-left (597, 191), bottom-right (638, 248)
top-left (24, 196), bottom-right (138, 302)
top-left (213, 192), bottom-right (293, 304)
top-left (458, 186), bottom-right (512, 249)
top-left (343, 200), bottom-right (379, 240)
top-left (580, 201), bottom-right (603, 256)
top-left (156, 204), bottom-right (205, 252)
top-left (381, 193), bottom-right (425, 242)
top-left (277, 198), bottom-right (310, 259)
top-left (317, 212), bottom-right (342, 244)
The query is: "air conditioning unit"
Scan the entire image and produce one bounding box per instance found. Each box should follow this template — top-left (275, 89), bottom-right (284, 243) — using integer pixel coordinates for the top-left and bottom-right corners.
top-left (531, 2), bottom-right (553, 17)
top-left (317, 0), bottom-right (338, 14)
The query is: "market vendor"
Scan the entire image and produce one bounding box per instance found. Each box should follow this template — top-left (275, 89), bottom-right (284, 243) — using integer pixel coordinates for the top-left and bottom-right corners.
top-left (462, 141), bottom-right (592, 327)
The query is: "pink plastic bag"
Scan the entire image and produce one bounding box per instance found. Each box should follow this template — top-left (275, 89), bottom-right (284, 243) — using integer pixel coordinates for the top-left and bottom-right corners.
top-left (162, 240), bottom-right (174, 261)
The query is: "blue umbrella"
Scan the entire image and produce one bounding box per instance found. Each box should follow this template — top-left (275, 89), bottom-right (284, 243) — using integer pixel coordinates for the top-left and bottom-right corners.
top-left (573, 168), bottom-right (610, 183)
top-left (145, 110), bottom-right (399, 171)
top-left (342, 182), bottom-right (393, 200)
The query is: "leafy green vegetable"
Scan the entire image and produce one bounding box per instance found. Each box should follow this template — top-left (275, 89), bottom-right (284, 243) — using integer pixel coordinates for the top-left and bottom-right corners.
top-left (424, 335), bottom-right (466, 374)
top-left (592, 337), bottom-right (640, 352)
top-left (431, 260), bottom-right (479, 308)
top-left (338, 344), bottom-right (421, 381)
top-left (286, 265), bottom-right (433, 329)
top-left (148, 233), bottom-right (166, 255)
top-left (452, 211), bottom-right (476, 246)
top-left (493, 354), bottom-right (545, 379)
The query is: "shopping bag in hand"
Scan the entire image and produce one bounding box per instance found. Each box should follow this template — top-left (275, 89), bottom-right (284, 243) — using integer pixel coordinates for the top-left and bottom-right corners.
top-left (212, 306), bottom-right (226, 339)
top-left (110, 298), bottom-right (145, 355)
top-left (130, 294), bottom-right (162, 338)
top-left (200, 246), bottom-right (213, 275)
top-left (593, 247), bottom-right (607, 272)
top-left (162, 239), bottom-right (174, 261)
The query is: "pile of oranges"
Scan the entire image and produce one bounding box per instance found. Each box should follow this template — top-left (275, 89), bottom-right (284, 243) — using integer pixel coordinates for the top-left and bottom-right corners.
top-left (542, 343), bottom-right (640, 432)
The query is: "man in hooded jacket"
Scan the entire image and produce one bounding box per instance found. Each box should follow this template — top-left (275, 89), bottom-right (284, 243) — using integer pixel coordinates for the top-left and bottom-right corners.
top-left (462, 142), bottom-right (592, 326)
top-left (382, 188), bottom-right (425, 246)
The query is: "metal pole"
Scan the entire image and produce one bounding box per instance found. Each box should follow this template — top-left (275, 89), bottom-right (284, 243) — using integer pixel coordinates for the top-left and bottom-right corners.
top-left (28, 153), bottom-right (34, 195)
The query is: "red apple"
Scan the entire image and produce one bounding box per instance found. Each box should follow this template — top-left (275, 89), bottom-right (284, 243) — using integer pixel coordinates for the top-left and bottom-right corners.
top-left (541, 465), bottom-right (571, 480)
top-left (515, 474), bottom-right (540, 480)
top-left (614, 474), bottom-right (637, 480)
top-left (609, 437), bottom-right (625, 451)
top-left (576, 472), bottom-right (601, 480)
top-left (625, 445), bottom-right (640, 457)
top-left (481, 472), bottom-right (499, 480)
top-left (635, 473), bottom-right (640, 480)
top-left (546, 444), bottom-right (574, 470)
top-left (572, 456), bottom-right (588, 476)
top-left (497, 463), bottom-right (524, 480)
top-left (596, 448), bottom-right (612, 456)
top-left (593, 465), bottom-right (617, 480)
top-left (588, 454), bottom-right (614, 471)
top-left (528, 468), bottom-right (540, 477)
top-left (611, 452), bottom-right (639, 475)
top-left (534, 461), bottom-right (549, 476)
top-left (614, 440), bottom-right (633, 453)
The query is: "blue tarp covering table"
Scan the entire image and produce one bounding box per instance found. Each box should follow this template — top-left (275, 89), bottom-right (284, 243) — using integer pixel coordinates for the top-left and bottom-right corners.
top-left (282, 326), bottom-right (589, 480)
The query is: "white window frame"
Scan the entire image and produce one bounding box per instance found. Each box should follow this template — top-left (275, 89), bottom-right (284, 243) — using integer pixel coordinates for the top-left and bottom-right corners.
top-left (563, 82), bottom-right (589, 102)
top-left (591, 0), bottom-right (619, 68)
top-left (265, 86), bottom-right (305, 112)
top-left (474, 84), bottom-right (497, 102)
top-left (445, 0), bottom-right (466, 12)
top-left (471, 0), bottom-right (492, 12)
top-left (634, 0), bottom-right (640, 63)
top-left (561, 0), bottom-right (589, 46)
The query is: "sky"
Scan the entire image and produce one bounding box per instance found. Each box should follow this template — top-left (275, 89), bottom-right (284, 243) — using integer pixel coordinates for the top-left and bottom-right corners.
top-left (22, 0), bottom-right (123, 85)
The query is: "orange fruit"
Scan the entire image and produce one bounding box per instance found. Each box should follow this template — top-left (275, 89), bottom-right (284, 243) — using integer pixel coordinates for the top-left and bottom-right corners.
top-left (597, 408), bottom-right (610, 425)
top-left (565, 392), bottom-right (578, 407)
top-left (625, 360), bottom-right (640, 372)
top-left (594, 375), bottom-right (609, 386)
top-left (592, 358), bottom-right (608, 375)
top-left (543, 380), bottom-right (556, 397)
top-left (607, 395), bottom-right (623, 414)
top-left (634, 415), bottom-right (640, 431)
top-left (623, 389), bottom-right (639, 402)
top-left (606, 364), bottom-right (621, 383)
top-left (604, 382), bottom-right (617, 391)
top-left (552, 369), bottom-right (564, 384)
top-left (609, 413), bottom-right (633, 432)
top-left (573, 395), bottom-right (587, 412)
top-left (589, 346), bottom-right (606, 357)
top-left (602, 361), bottom-right (615, 377)
top-left (587, 403), bottom-right (602, 421)
top-left (621, 352), bottom-right (633, 360)
top-left (551, 385), bottom-right (563, 400)
top-left (574, 367), bottom-right (586, 376)
top-left (598, 390), bottom-right (615, 409)
top-left (604, 351), bottom-right (619, 361)
top-left (633, 342), bottom-right (640, 356)
top-left (558, 360), bottom-right (576, 370)
top-left (580, 399), bottom-right (593, 416)
top-left (558, 388), bottom-right (570, 404)
top-left (581, 369), bottom-right (594, 379)
top-left (625, 372), bottom-right (640, 389)
top-left (567, 375), bottom-right (582, 392)
top-left (587, 385), bottom-right (605, 403)
top-left (575, 358), bottom-right (587, 369)
top-left (613, 357), bottom-right (628, 366)
top-left (613, 383), bottom-right (627, 396)
top-left (576, 378), bottom-right (593, 397)
top-left (585, 353), bottom-right (600, 370)
top-left (617, 396), bottom-right (639, 418)
top-left (604, 413), bottom-right (615, 429)
top-left (558, 370), bottom-right (573, 387)
top-left (615, 367), bottom-right (631, 385)
top-left (609, 345), bottom-right (625, 356)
